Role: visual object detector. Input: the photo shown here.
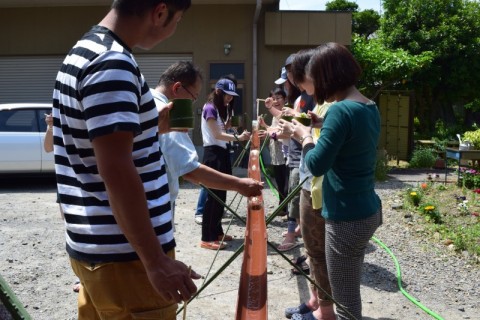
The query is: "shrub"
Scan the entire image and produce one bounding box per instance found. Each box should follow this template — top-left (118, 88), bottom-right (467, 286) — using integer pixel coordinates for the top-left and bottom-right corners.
top-left (409, 147), bottom-right (436, 168)
top-left (463, 129), bottom-right (480, 149)
top-left (420, 203), bottom-right (442, 223)
top-left (406, 188), bottom-right (423, 206)
top-left (375, 150), bottom-right (389, 181)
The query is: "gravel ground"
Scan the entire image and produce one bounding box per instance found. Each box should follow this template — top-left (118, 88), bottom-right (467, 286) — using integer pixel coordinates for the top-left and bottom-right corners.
top-left (0, 171), bottom-right (478, 320)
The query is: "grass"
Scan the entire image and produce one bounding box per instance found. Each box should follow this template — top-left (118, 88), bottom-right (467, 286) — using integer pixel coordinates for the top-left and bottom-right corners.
top-left (400, 180), bottom-right (480, 263)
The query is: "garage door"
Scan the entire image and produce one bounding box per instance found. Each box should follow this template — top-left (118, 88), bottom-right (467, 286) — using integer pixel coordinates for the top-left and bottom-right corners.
top-left (0, 54), bottom-right (192, 104)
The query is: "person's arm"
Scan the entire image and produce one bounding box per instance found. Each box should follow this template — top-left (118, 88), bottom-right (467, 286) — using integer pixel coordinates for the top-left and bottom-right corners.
top-left (183, 165), bottom-right (263, 197)
top-left (206, 118), bottom-right (250, 142)
top-left (43, 114), bottom-right (54, 153)
top-left (92, 131), bottom-right (197, 302)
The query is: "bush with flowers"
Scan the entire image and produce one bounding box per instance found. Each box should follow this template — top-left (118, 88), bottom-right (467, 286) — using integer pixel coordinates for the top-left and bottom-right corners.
top-left (402, 181), bottom-right (479, 259)
top-left (458, 167), bottom-right (480, 189)
top-left (420, 203), bottom-right (442, 223)
top-left (406, 188), bottom-right (423, 206)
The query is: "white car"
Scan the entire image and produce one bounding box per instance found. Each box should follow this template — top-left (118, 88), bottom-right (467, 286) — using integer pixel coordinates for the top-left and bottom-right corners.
top-left (0, 103), bottom-right (54, 174)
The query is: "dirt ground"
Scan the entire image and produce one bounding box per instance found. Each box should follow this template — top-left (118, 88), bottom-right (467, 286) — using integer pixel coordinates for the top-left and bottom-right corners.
top-left (0, 171), bottom-right (478, 320)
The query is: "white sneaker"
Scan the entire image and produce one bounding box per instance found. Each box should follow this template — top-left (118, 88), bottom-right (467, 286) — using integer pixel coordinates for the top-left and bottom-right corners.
top-left (195, 215), bottom-right (203, 225)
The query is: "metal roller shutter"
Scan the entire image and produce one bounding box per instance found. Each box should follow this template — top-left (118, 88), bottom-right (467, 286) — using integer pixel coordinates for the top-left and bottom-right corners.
top-left (0, 54), bottom-right (192, 104)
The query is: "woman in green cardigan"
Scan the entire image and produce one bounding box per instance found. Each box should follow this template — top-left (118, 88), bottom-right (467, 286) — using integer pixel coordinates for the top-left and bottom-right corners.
top-left (291, 42), bottom-right (382, 320)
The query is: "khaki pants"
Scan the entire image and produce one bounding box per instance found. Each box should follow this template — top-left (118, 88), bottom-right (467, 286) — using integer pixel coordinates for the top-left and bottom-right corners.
top-left (70, 250), bottom-right (177, 320)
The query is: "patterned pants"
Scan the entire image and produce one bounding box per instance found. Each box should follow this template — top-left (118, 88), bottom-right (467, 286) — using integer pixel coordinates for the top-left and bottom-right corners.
top-left (299, 189), bottom-right (333, 306)
top-left (325, 210), bottom-right (382, 320)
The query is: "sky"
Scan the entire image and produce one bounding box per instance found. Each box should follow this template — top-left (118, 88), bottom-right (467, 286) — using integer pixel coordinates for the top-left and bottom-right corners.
top-left (280, 0), bottom-right (383, 13)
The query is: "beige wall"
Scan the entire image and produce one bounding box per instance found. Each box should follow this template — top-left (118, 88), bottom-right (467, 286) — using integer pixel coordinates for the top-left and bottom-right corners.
top-left (0, 5), bottom-right (351, 144)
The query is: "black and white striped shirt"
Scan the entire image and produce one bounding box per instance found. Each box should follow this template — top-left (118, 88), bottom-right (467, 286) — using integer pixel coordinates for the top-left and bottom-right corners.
top-left (52, 25), bottom-right (174, 263)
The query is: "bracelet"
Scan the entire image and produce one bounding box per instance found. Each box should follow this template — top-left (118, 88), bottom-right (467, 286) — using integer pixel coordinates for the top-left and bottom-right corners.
top-left (233, 133), bottom-right (239, 141)
top-left (300, 135), bottom-right (313, 143)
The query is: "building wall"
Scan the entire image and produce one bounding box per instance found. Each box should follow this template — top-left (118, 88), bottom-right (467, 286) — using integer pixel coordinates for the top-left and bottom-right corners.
top-left (0, 5), bottom-right (351, 144)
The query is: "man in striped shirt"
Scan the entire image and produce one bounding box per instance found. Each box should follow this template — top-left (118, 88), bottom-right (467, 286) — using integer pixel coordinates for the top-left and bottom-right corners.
top-left (51, 1), bottom-right (197, 319)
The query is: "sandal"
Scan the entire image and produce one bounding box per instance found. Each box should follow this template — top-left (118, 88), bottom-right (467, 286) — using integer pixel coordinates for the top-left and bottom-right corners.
top-left (218, 234), bottom-right (233, 241)
top-left (277, 242), bottom-right (300, 252)
top-left (72, 279), bottom-right (81, 293)
top-left (291, 260), bottom-right (310, 275)
top-left (285, 303), bottom-right (314, 319)
top-left (282, 230), bottom-right (302, 238)
top-left (200, 241), bottom-right (227, 250)
top-left (291, 255), bottom-right (307, 265)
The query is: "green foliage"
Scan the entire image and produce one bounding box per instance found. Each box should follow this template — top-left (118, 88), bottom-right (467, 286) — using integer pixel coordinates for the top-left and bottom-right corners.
top-left (326, 0), bottom-right (380, 39)
top-left (375, 150), bottom-right (390, 181)
top-left (459, 168), bottom-right (480, 190)
top-left (403, 184), bottom-right (480, 258)
top-left (325, 0), bottom-right (358, 11)
top-left (406, 187), bottom-right (423, 206)
top-left (381, 0), bottom-right (480, 114)
top-left (351, 35), bottom-right (433, 98)
top-left (462, 129), bottom-right (480, 149)
top-left (354, 9), bottom-right (381, 38)
top-left (408, 147), bottom-right (436, 168)
top-left (420, 203), bottom-right (442, 223)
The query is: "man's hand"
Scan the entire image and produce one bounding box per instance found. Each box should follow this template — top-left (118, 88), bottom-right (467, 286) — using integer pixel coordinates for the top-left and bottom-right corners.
top-left (236, 178), bottom-right (264, 197)
top-left (157, 102), bottom-right (173, 134)
top-left (145, 258), bottom-right (198, 303)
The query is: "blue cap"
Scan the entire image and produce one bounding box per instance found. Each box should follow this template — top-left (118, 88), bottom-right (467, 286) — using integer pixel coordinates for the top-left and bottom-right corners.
top-left (215, 78), bottom-right (239, 96)
top-left (285, 53), bottom-right (296, 66)
top-left (274, 67), bottom-right (287, 85)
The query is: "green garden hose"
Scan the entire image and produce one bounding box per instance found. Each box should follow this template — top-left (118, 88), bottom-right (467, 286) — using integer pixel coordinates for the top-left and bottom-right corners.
top-left (258, 153), bottom-right (445, 320)
top-left (371, 236), bottom-right (444, 320)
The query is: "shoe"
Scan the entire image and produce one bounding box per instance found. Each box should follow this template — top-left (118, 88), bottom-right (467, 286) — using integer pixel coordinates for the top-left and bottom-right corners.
top-left (218, 234), bottom-right (233, 241)
top-left (291, 255), bottom-right (307, 265)
top-left (277, 242), bottom-right (300, 252)
top-left (200, 240), bottom-right (227, 250)
top-left (195, 215), bottom-right (203, 225)
top-left (277, 210), bottom-right (288, 217)
top-left (72, 279), bottom-right (80, 293)
top-left (291, 260), bottom-right (310, 275)
top-left (222, 211), bottom-right (233, 219)
top-left (285, 303), bottom-right (313, 319)
top-left (291, 311), bottom-right (317, 320)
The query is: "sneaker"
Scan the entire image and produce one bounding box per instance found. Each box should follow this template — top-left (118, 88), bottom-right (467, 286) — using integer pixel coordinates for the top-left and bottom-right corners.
top-left (222, 210), bottom-right (233, 219)
top-left (195, 215), bottom-right (203, 225)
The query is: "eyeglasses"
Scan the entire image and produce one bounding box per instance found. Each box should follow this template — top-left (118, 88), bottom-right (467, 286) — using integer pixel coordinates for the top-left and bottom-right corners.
top-left (181, 85), bottom-right (198, 102)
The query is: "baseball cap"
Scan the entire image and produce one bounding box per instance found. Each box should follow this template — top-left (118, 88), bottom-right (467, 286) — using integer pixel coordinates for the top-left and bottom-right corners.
top-left (215, 78), bottom-right (239, 96)
top-left (274, 67), bottom-right (287, 85)
top-left (284, 53), bottom-right (296, 67)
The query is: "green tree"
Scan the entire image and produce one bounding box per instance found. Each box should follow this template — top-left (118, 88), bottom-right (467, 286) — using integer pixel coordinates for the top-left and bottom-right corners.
top-left (354, 9), bottom-right (381, 38)
top-left (351, 35), bottom-right (433, 99)
top-left (326, 0), bottom-right (380, 38)
top-left (325, 0), bottom-right (358, 11)
top-left (381, 0), bottom-right (480, 132)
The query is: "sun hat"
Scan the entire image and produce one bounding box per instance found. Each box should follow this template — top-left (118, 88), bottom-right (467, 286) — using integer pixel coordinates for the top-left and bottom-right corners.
top-left (274, 67), bottom-right (288, 85)
top-left (215, 78), bottom-right (239, 96)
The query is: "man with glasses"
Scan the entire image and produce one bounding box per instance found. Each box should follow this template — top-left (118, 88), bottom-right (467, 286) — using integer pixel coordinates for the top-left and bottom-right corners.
top-left (151, 61), bottom-right (263, 226)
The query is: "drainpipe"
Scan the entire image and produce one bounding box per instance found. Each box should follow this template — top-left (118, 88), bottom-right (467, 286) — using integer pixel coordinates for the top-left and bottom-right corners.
top-left (252, 0), bottom-right (262, 121)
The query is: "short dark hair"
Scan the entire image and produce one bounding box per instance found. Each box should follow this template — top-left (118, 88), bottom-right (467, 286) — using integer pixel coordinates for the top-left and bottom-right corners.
top-left (307, 42), bottom-right (362, 104)
top-left (291, 49), bottom-right (315, 86)
top-left (112, 0), bottom-right (191, 24)
top-left (157, 61), bottom-right (203, 87)
top-left (270, 87), bottom-right (286, 99)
